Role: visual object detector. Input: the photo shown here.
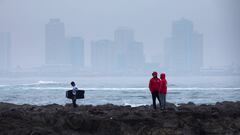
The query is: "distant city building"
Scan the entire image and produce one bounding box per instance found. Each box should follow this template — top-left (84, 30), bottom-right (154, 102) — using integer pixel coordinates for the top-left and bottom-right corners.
top-left (91, 39), bottom-right (116, 71)
top-left (114, 27), bottom-right (134, 46)
top-left (0, 32), bottom-right (11, 71)
top-left (68, 37), bottom-right (85, 68)
top-left (91, 27), bottom-right (145, 73)
top-left (114, 27), bottom-right (145, 70)
top-left (127, 42), bottom-right (145, 69)
top-left (164, 18), bottom-right (203, 74)
top-left (45, 18), bottom-right (69, 66)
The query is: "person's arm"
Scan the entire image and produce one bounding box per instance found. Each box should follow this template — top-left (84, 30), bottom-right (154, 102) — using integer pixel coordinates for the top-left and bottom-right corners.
top-left (72, 86), bottom-right (77, 95)
top-left (149, 79), bottom-right (152, 92)
top-left (163, 80), bottom-right (167, 94)
top-left (166, 81), bottom-right (168, 89)
top-left (159, 79), bottom-right (162, 92)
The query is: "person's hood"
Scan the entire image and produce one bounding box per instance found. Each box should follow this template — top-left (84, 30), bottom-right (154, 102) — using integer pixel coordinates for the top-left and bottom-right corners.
top-left (160, 73), bottom-right (166, 79)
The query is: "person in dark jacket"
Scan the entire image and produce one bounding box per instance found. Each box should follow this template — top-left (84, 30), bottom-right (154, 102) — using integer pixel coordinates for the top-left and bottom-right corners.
top-left (149, 71), bottom-right (161, 109)
top-left (159, 73), bottom-right (167, 110)
top-left (71, 81), bottom-right (78, 108)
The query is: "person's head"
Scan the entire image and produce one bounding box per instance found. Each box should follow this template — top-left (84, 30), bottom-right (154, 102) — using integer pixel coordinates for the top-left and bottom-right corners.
top-left (160, 73), bottom-right (166, 79)
top-left (152, 71), bottom-right (158, 78)
top-left (71, 81), bottom-right (76, 87)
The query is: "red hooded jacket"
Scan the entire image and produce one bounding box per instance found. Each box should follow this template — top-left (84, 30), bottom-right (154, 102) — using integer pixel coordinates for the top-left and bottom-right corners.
top-left (159, 73), bottom-right (167, 94)
top-left (149, 77), bottom-right (161, 93)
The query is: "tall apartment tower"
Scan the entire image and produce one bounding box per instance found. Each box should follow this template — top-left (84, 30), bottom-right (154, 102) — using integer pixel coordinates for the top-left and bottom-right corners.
top-left (0, 32), bottom-right (11, 71)
top-left (91, 39), bottom-right (116, 71)
top-left (114, 27), bottom-right (145, 70)
top-left (164, 18), bottom-right (203, 74)
top-left (69, 37), bottom-right (85, 68)
top-left (45, 19), bottom-right (69, 65)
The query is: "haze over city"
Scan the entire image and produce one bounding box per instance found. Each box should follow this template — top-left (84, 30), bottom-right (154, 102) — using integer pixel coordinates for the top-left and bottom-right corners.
top-left (0, 0), bottom-right (240, 76)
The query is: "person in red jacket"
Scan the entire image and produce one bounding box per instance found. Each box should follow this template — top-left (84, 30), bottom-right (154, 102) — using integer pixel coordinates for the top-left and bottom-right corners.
top-left (159, 73), bottom-right (167, 110)
top-left (149, 71), bottom-right (161, 109)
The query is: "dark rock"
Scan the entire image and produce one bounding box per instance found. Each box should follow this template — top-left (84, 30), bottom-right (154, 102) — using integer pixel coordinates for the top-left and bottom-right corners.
top-left (0, 101), bottom-right (240, 135)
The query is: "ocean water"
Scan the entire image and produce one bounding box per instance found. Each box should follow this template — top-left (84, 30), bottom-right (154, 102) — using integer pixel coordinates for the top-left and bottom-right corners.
top-left (0, 76), bottom-right (240, 106)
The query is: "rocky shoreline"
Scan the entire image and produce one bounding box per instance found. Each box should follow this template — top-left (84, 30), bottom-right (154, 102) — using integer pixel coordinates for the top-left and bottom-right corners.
top-left (0, 101), bottom-right (240, 135)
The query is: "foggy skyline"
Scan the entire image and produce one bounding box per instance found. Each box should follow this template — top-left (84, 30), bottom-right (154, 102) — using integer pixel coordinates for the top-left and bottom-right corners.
top-left (0, 0), bottom-right (240, 68)
top-left (164, 18), bottom-right (203, 74)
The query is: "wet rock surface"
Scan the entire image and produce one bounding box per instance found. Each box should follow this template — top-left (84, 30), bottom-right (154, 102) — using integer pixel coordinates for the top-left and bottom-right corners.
top-left (0, 101), bottom-right (240, 135)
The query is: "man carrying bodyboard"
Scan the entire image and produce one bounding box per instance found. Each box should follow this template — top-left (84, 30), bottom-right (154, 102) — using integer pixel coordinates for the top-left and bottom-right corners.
top-left (66, 81), bottom-right (85, 108)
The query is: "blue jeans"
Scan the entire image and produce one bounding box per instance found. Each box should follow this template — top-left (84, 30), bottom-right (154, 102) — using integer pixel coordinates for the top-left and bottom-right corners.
top-left (159, 93), bottom-right (166, 109)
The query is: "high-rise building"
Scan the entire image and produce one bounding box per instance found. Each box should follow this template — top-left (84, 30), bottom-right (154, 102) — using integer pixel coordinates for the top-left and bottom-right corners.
top-left (114, 27), bottom-right (145, 70)
top-left (90, 27), bottom-right (145, 73)
top-left (127, 42), bottom-right (145, 69)
top-left (45, 19), bottom-right (69, 65)
top-left (69, 37), bottom-right (84, 68)
top-left (114, 27), bottom-right (134, 46)
top-left (91, 40), bottom-right (116, 71)
top-left (0, 32), bottom-right (11, 71)
top-left (164, 18), bottom-right (203, 74)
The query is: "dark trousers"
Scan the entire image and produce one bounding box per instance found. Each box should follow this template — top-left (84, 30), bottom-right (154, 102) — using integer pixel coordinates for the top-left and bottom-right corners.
top-left (151, 91), bottom-right (161, 109)
top-left (72, 96), bottom-right (77, 108)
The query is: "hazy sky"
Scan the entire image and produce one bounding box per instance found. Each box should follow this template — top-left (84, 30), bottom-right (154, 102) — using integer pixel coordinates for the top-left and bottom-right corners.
top-left (0, 0), bottom-right (239, 68)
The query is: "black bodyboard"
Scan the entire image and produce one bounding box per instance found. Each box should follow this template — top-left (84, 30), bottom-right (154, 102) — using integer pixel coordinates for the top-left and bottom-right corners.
top-left (66, 90), bottom-right (85, 99)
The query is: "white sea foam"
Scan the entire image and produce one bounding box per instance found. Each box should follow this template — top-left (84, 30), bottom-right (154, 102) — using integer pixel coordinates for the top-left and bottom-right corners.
top-left (37, 80), bottom-right (60, 84)
top-left (123, 103), bottom-right (147, 107)
top-left (9, 86), bottom-right (240, 91)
